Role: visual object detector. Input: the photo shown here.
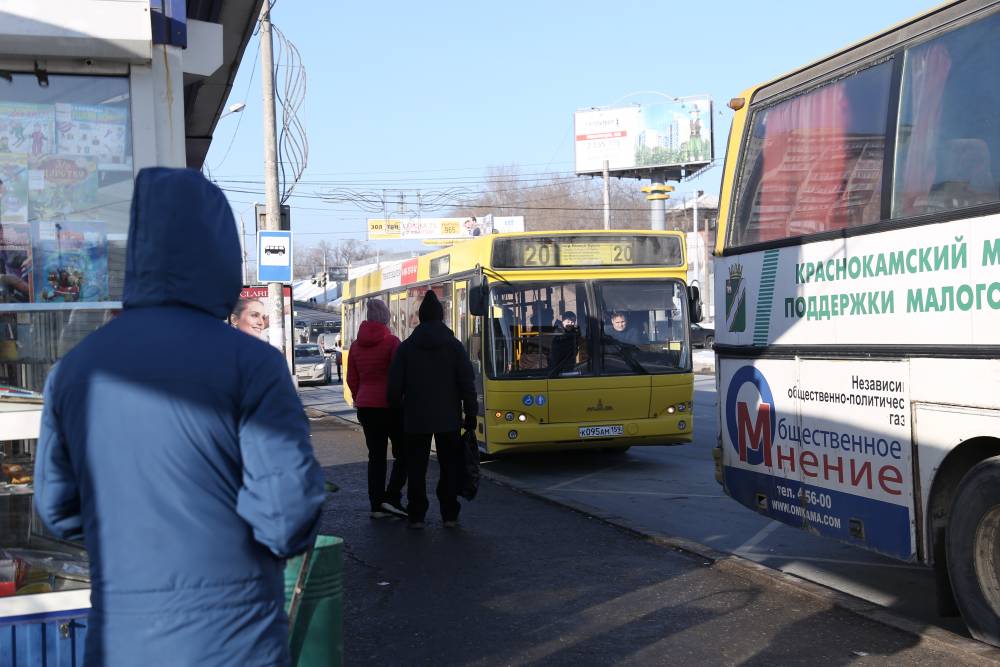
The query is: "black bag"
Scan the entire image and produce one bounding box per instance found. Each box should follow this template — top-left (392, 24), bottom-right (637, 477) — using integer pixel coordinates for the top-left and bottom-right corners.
top-left (459, 428), bottom-right (480, 500)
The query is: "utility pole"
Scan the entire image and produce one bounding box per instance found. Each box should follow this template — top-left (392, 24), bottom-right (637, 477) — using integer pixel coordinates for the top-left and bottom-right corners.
top-left (239, 213), bottom-right (249, 285)
top-left (640, 175), bottom-right (673, 231)
top-left (691, 191), bottom-right (699, 294)
top-left (649, 171), bottom-right (666, 231)
top-left (260, 2), bottom-right (285, 356)
top-left (602, 160), bottom-right (611, 230)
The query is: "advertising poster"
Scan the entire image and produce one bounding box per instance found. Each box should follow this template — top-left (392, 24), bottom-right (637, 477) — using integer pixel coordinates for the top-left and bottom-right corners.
top-left (719, 357), bottom-right (915, 561)
top-left (714, 213), bottom-right (1000, 348)
top-left (0, 153), bottom-right (29, 223)
top-left (574, 97), bottom-right (713, 175)
top-left (230, 285), bottom-right (295, 374)
top-left (55, 103), bottom-right (130, 165)
top-left (367, 214), bottom-right (525, 241)
top-left (28, 155), bottom-right (99, 221)
top-left (0, 103), bottom-right (54, 156)
top-left (31, 221), bottom-right (109, 303)
top-left (0, 223), bottom-right (32, 303)
top-left (0, 222), bottom-right (34, 303)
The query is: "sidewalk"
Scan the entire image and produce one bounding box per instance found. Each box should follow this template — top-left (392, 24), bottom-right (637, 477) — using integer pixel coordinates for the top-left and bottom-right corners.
top-left (309, 417), bottom-right (990, 666)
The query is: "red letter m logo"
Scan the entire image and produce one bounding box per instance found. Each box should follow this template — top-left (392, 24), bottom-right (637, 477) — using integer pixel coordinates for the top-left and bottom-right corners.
top-left (737, 402), bottom-right (773, 466)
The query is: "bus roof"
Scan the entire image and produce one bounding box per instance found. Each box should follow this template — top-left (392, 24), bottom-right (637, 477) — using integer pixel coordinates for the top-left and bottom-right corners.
top-left (714, 0), bottom-right (996, 255)
top-left (746, 1), bottom-right (986, 108)
top-left (346, 229), bottom-right (688, 300)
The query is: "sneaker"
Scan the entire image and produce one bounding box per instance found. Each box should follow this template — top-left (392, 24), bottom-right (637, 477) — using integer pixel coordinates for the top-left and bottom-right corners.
top-left (443, 520), bottom-right (459, 529)
top-left (408, 521), bottom-right (425, 529)
top-left (370, 510), bottom-right (391, 519)
top-left (380, 501), bottom-right (408, 519)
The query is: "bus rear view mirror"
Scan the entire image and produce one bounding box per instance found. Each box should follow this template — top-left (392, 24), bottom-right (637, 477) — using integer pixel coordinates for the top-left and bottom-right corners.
top-left (469, 275), bottom-right (489, 317)
top-left (687, 285), bottom-right (703, 324)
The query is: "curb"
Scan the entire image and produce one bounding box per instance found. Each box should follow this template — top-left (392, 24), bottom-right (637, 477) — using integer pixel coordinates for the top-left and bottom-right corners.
top-left (479, 465), bottom-right (1000, 666)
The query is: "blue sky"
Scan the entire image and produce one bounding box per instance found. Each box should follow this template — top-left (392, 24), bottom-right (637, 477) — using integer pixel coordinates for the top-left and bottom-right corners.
top-left (204, 0), bottom-right (932, 254)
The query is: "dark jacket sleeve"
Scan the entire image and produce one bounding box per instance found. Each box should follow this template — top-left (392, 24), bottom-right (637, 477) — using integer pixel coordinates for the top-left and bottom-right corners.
top-left (237, 349), bottom-right (326, 558)
top-left (386, 341), bottom-right (406, 408)
top-left (34, 364), bottom-right (84, 541)
top-left (455, 340), bottom-right (478, 428)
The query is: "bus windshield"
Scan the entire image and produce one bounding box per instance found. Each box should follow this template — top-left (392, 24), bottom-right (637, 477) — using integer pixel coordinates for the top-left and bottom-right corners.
top-left (488, 280), bottom-right (689, 379)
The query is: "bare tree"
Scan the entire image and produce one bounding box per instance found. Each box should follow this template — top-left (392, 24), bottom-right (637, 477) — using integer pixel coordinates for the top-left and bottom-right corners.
top-left (449, 165), bottom-right (655, 231)
top-left (328, 239), bottom-right (376, 268)
top-left (294, 239), bottom-right (376, 279)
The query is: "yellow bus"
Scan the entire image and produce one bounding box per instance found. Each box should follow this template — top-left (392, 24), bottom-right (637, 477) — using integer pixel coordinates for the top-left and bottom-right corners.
top-left (342, 230), bottom-right (703, 455)
top-left (713, 0), bottom-right (1000, 645)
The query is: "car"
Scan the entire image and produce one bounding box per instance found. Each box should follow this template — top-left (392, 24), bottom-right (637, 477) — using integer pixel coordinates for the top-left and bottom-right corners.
top-left (690, 323), bottom-right (714, 349)
top-left (294, 343), bottom-right (331, 384)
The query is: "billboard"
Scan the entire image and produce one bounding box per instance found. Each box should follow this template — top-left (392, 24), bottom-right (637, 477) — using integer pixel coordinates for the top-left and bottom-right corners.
top-left (367, 214), bottom-right (524, 241)
top-left (574, 97), bottom-right (713, 176)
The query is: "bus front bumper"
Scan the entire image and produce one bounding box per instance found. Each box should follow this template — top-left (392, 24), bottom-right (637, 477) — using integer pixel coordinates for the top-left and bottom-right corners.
top-left (484, 413), bottom-right (692, 454)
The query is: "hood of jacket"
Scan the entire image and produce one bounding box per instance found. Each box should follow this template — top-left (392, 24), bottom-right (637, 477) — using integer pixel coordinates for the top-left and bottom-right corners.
top-left (356, 320), bottom-right (390, 347)
top-left (123, 168), bottom-right (242, 319)
top-left (409, 320), bottom-right (453, 349)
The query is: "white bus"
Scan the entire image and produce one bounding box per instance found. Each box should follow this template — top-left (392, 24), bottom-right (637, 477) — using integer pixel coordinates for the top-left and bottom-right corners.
top-left (713, 0), bottom-right (1000, 644)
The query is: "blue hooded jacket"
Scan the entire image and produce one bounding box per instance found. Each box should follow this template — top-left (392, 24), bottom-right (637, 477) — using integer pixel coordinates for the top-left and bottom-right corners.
top-left (34, 168), bottom-right (325, 667)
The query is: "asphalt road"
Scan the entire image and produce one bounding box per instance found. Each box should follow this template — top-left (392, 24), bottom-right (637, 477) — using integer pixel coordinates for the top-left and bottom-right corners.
top-left (482, 375), bottom-right (968, 637)
top-left (308, 416), bottom-right (978, 666)
top-left (300, 374), bottom-right (968, 639)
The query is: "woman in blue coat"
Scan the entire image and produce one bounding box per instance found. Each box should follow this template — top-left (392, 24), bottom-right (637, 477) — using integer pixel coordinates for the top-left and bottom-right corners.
top-left (34, 168), bottom-right (326, 666)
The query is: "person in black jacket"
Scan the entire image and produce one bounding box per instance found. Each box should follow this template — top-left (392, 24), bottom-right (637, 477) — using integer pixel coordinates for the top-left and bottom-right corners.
top-left (388, 290), bottom-right (477, 528)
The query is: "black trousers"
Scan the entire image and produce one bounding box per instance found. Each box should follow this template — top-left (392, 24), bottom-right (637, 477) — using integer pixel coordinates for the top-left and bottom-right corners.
top-left (357, 407), bottom-right (406, 512)
top-left (406, 431), bottom-right (462, 523)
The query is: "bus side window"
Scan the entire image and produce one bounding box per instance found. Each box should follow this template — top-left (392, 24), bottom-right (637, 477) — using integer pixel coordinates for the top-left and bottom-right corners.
top-left (893, 12), bottom-right (1000, 217)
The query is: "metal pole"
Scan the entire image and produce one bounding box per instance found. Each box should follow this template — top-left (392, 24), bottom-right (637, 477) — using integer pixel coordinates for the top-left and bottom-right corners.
top-left (650, 172), bottom-right (665, 231)
top-left (692, 192), bottom-right (700, 291)
top-left (239, 213), bottom-right (249, 285)
top-left (602, 160), bottom-right (610, 230)
top-left (260, 2), bottom-right (285, 356)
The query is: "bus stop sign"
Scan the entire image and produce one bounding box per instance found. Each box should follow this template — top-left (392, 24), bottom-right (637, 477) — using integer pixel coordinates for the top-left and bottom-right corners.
top-left (257, 230), bottom-right (293, 283)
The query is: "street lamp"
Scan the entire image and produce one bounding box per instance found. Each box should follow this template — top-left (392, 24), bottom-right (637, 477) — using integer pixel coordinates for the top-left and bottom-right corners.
top-left (220, 102), bottom-right (246, 119)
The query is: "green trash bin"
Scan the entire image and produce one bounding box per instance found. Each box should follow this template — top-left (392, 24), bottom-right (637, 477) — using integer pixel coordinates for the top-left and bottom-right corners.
top-left (284, 535), bottom-right (343, 667)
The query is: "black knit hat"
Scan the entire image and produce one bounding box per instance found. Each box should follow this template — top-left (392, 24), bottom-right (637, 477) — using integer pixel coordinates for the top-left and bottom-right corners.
top-left (418, 290), bottom-right (444, 322)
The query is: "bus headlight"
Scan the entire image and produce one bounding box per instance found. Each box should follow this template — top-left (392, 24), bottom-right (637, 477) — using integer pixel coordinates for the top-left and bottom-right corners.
top-left (666, 406), bottom-right (676, 414)
top-left (505, 412), bottom-right (514, 422)
top-left (518, 413), bottom-right (527, 422)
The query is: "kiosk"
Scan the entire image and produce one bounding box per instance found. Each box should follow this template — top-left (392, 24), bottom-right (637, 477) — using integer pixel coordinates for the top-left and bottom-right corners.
top-left (0, 2), bottom-right (262, 663)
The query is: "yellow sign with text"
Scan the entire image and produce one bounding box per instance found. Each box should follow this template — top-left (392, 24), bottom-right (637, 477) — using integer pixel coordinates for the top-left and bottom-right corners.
top-left (367, 219), bottom-right (403, 239)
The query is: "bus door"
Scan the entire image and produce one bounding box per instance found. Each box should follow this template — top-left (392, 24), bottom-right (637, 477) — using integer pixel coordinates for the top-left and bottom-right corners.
top-left (455, 280), bottom-right (486, 435)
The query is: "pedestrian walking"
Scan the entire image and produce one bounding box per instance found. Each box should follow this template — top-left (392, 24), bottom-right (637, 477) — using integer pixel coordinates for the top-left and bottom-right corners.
top-left (334, 334), bottom-right (343, 382)
top-left (34, 168), bottom-right (326, 667)
top-left (387, 290), bottom-right (477, 528)
top-left (347, 298), bottom-right (408, 518)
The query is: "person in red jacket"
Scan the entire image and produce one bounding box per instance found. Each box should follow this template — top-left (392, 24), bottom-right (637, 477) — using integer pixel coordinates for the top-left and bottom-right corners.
top-left (347, 298), bottom-right (407, 518)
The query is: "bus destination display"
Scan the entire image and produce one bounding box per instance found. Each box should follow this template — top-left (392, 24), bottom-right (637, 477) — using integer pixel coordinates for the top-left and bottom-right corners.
top-left (493, 235), bottom-right (682, 269)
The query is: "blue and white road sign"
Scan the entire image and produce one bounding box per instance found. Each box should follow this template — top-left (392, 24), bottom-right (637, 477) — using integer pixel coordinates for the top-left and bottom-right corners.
top-left (257, 230), bottom-right (293, 283)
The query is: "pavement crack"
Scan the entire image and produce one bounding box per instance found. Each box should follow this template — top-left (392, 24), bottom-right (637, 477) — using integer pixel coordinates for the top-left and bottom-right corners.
top-left (342, 541), bottom-right (381, 572)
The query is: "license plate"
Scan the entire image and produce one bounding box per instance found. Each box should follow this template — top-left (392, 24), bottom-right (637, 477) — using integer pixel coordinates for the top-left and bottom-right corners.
top-left (579, 424), bottom-right (624, 438)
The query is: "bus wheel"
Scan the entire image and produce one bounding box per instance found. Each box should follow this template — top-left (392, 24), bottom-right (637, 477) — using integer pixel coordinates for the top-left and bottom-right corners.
top-left (947, 455), bottom-right (1000, 645)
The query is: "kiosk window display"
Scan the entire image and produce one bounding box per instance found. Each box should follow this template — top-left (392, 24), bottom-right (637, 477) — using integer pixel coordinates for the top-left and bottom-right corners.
top-left (0, 71), bottom-right (133, 601)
